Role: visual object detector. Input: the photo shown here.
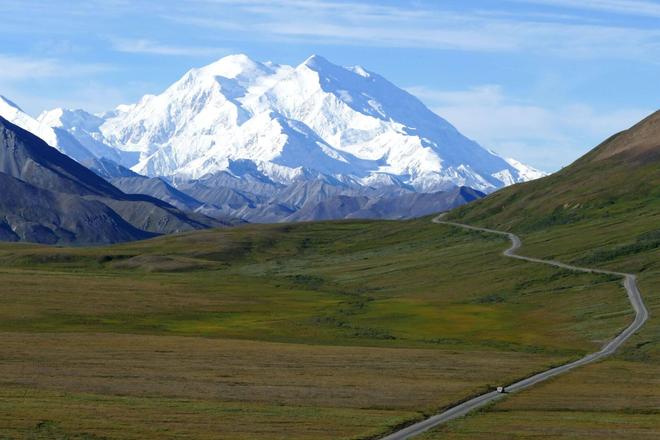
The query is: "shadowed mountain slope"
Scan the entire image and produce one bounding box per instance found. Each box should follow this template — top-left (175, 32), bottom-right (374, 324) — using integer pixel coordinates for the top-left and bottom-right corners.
top-left (0, 173), bottom-right (151, 244)
top-left (0, 116), bottom-right (223, 244)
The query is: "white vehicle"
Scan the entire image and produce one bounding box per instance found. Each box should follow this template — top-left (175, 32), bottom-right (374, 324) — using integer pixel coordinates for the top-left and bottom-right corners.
top-left (496, 386), bottom-right (506, 393)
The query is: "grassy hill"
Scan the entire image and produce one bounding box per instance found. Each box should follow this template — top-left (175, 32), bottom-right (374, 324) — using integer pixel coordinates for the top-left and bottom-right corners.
top-left (0, 216), bottom-right (631, 439)
top-left (449, 111), bottom-right (660, 234)
top-left (421, 111), bottom-right (660, 438)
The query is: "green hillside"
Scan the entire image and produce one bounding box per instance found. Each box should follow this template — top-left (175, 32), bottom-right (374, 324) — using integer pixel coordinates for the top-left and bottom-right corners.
top-left (449, 111), bottom-right (660, 234)
top-left (0, 215), bottom-right (631, 439)
top-left (422, 111), bottom-right (660, 438)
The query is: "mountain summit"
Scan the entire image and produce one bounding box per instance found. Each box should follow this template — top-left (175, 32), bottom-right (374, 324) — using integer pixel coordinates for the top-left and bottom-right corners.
top-left (40, 54), bottom-right (544, 193)
top-left (0, 95), bottom-right (96, 163)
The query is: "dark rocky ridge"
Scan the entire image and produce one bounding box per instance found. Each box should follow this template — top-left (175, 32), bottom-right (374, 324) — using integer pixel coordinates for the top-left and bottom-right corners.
top-left (0, 116), bottom-right (223, 245)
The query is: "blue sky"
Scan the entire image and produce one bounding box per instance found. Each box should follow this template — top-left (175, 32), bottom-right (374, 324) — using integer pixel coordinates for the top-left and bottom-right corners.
top-left (2, 0), bottom-right (660, 171)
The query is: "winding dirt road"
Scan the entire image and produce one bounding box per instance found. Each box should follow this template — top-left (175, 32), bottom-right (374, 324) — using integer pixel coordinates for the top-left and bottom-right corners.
top-left (379, 214), bottom-right (649, 440)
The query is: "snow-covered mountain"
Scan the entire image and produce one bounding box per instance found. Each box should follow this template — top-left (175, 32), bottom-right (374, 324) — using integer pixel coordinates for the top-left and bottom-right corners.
top-left (37, 107), bottom-right (137, 165)
top-left (39, 54), bottom-right (544, 193)
top-left (0, 95), bottom-right (96, 162)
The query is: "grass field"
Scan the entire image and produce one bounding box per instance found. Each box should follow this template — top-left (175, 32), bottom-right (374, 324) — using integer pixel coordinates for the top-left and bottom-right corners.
top-left (0, 333), bottom-right (561, 439)
top-left (0, 217), bottom-right (636, 439)
top-left (421, 222), bottom-right (660, 439)
top-left (423, 147), bottom-right (660, 438)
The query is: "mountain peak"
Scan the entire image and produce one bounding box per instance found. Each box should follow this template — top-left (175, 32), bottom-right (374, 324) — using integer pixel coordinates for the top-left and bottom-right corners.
top-left (0, 95), bottom-right (50, 144)
top-left (200, 53), bottom-right (270, 79)
top-left (301, 54), bottom-right (334, 70)
top-left (37, 107), bottom-right (65, 126)
top-left (37, 107), bottom-right (105, 133)
top-left (211, 53), bottom-right (254, 67)
top-left (0, 95), bottom-right (100, 163)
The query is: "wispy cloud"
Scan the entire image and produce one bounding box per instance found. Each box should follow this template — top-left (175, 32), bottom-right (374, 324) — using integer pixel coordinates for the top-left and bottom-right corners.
top-left (111, 38), bottom-right (228, 57)
top-left (0, 53), bottom-right (117, 115)
top-left (168, 1), bottom-right (518, 51)
top-left (0, 54), bottom-right (109, 81)
top-left (513, 0), bottom-right (660, 17)
top-left (167, 0), bottom-right (660, 59)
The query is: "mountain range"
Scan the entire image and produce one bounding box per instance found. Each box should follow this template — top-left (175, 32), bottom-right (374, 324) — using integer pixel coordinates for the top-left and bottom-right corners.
top-left (0, 54), bottom-right (545, 231)
top-left (36, 55), bottom-right (543, 192)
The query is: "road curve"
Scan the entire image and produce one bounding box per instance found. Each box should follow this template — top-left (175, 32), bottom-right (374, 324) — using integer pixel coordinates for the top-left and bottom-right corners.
top-left (379, 214), bottom-right (649, 440)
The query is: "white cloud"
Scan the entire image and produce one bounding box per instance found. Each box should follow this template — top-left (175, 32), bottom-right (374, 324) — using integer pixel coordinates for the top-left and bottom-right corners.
top-left (514, 0), bottom-right (660, 17)
top-left (111, 38), bottom-right (228, 57)
top-left (168, 0), bottom-right (660, 59)
top-left (407, 84), bottom-right (651, 170)
top-left (0, 54), bottom-right (117, 114)
top-left (0, 54), bottom-right (108, 81)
